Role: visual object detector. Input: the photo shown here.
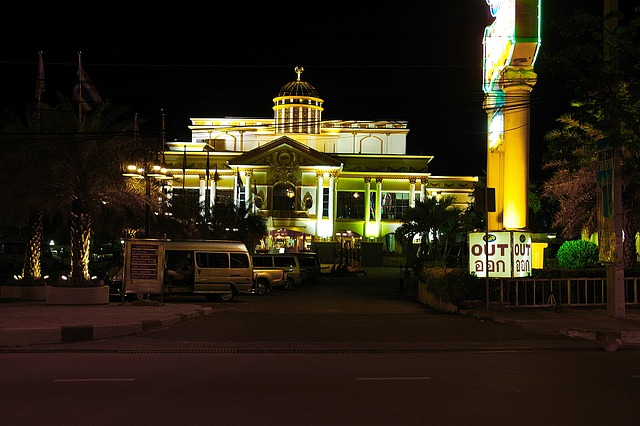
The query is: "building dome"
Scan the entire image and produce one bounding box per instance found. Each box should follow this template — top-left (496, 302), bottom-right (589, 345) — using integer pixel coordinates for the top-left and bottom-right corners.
top-left (278, 70), bottom-right (319, 98)
top-left (273, 67), bottom-right (324, 135)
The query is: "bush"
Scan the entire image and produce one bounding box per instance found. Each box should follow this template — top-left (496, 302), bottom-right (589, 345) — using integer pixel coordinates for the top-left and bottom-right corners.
top-left (556, 240), bottom-right (599, 269)
top-left (418, 267), bottom-right (485, 307)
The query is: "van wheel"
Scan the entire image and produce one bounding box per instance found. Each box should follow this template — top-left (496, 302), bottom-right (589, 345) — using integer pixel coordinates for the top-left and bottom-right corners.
top-left (283, 277), bottom-right (294, 291)
top-left (217, 292), bottom-right (235, 302)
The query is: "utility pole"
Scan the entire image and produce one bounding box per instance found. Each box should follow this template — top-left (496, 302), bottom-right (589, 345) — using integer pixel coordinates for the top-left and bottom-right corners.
top-left (601, 0), bottom-right (625, 318)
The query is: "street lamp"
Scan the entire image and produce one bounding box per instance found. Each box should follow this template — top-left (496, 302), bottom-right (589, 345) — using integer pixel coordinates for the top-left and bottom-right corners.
top-left (123, 149), bottom-right (171, 237)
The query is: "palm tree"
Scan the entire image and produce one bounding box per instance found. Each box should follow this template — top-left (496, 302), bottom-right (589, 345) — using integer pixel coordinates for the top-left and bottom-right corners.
top-left (1, 93), bottom-right (150, 286)
top-left (0, 102), bottom-right (63, 284)
top-left (394, 196), bottom-right (466, 264)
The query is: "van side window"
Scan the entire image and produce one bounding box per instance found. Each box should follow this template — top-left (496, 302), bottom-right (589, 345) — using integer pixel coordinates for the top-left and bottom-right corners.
top-left (274, 256), bottom-right (295, 267)
top-left (230, 253), bottom-right (250, 268)
top-left (197, 252), bottom-right (229, 268)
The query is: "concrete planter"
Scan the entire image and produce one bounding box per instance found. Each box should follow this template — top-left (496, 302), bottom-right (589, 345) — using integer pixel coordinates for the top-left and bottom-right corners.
top-left (1, 285), bottom-right (46, 301)
top-left (418, 281), bottom-right (458, 314)
top-left (45, 285), bottom-right (109, 305)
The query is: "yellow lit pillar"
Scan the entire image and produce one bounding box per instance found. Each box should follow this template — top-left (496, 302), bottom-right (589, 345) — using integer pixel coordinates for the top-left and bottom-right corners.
top-left (364, 178), bottom-right (371, 237)
top-left (316, 173), bottom-right (324, 237)
top-left (499, 67), bottom-right (536, 230)
top-left (375, 178), bottom-right (382, 236)
top-left (329, 173), bottom-right (336, 236)
top-left (484, 92), bottom-right (505, 231)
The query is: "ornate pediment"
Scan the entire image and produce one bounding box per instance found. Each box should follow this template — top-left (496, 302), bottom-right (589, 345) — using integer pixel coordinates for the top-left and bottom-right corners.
top-left (228, 137), bottom-right (342, 184)
top-left (228, 136), bottom-right (342, 168)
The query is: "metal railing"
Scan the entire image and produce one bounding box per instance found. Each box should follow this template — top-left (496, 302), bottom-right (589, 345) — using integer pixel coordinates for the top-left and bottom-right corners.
top-left (497, 277), bottom-right (640, 308)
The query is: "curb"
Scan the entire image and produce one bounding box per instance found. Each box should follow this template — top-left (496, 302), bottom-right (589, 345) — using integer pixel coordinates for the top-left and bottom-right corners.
top-left (0, 306), bottom-right (213, 348)
top-left (459, 308), bottom-right (640, 349)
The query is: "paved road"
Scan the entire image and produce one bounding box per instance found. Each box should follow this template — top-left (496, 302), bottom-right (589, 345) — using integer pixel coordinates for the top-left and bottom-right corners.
top-left (24, 266), bottom-right (605, 352)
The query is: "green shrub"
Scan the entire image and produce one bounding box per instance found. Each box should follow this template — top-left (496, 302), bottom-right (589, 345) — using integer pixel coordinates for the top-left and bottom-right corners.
top-left (419, 267), bottom-right (485, 307)
top-left (556, 240), bottom-right (599, 269)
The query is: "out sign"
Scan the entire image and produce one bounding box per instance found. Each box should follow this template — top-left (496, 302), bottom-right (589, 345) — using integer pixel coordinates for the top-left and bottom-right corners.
top-left (468, 231), bottom-right (532, 278)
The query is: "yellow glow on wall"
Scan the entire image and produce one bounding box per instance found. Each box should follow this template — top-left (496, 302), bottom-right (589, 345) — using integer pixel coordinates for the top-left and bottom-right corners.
top-left (365, 221), bottom-right (379, 238)
top-left (531, 242), bottom-right (547, 269)
top-left (317, 219), bottom-right (333, 239)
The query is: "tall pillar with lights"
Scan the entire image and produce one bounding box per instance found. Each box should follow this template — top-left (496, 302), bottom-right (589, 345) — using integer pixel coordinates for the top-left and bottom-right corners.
top-left (375, 179), bottom-right (382, 236)
top-left (364, 178), bottom-right (371, 238)
top-left (328, 173), bottom-right (336, 236)
top-left (482, 0), bottom-right (541, 231)
top-left (316, 173), bottom-right (324, 237)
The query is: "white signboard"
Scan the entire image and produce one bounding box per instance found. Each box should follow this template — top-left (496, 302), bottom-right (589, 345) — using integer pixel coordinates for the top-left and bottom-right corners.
top-left (124, 240), bottom-right (164, 294)
top-left (511, 232), bottom-right (532, 277)
top-left (469, 231), bottom-right (532, 278)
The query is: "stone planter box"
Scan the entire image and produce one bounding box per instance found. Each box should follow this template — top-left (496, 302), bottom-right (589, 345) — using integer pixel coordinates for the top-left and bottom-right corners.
top-left (1, 285), bottom-right (46, 301)
top-left (45, 285), bottom-right (110, 305)
top-left (418, 281), bottom-right (458, 314)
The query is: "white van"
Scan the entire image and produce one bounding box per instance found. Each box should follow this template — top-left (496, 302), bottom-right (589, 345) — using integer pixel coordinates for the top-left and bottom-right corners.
top-left (123, 239), bottom-right (253, 302)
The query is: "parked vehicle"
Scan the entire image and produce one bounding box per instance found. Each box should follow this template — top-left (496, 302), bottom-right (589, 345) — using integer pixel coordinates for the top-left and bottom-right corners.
top-left (296, 252), bottom-right (322, 283)
top-left (122, 239), bottom-right (254, 302)
top-left (251, 254), bottom-right (300, 289)
top-left (115, 239), bottom-right (287, 301)
top-left (252, 268), bottom-right (287, 295)
top-left (250, 252), bottom-right (321, 287)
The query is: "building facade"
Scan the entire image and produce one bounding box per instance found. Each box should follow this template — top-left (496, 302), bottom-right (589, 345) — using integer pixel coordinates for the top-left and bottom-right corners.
top-left (159, 67), bottom-right (478, 262)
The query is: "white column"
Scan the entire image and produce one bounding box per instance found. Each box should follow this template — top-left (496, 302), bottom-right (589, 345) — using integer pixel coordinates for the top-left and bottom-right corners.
top-left (316, 173), bottom-right (324, 236)
top-left (329, 174), bottom-right (336, 236)
top-left (375, 179), bottom-right (382, 234)
top-left (410, 178), bottom-right (416, 208)
top-left (420, 178), bottom-right (426, 202)
top-left (244, 172), bottom-right (252, 211)
top-left (364, 178), bottom-right (371, 237)
top-left (199, 176), bottom-right (206, 216)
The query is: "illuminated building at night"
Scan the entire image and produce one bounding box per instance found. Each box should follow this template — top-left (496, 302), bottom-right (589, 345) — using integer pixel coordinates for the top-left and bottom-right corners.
top-left (160, 67), bottom-right (478, 262)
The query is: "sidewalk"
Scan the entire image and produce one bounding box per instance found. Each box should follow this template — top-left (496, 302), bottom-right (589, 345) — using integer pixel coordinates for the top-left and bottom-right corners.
top-left (0, 299), bottom-right (212, 348)
top-left (460, 305), bottom-right (640, 351)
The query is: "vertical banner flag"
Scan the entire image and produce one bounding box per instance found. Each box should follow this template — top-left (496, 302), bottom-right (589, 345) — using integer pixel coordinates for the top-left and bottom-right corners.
top-left (73, 52), bottom-right (102, 113)
top-left (236, 171), bottom-right (243, 189)
top-left (36, 51), bottom-right (45, 101)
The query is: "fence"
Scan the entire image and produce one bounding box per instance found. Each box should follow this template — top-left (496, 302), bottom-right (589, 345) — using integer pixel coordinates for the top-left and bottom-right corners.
top-left (497, 277), bottom-right (640, 308)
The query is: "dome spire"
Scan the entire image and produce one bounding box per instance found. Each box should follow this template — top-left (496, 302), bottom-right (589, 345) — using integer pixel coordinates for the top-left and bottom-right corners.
top-left (273, 67), bottom-right (323, 135)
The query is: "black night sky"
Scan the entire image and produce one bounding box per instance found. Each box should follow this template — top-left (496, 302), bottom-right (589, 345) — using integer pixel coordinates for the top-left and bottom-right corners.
top-left (0, 1), bottom-right (616, 180)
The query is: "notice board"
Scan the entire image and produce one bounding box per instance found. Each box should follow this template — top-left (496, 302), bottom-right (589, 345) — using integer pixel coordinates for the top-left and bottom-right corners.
top-left (124, 240), bottom-right (164, 294)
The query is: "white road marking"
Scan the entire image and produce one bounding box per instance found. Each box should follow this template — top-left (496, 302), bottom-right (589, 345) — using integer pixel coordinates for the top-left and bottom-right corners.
top-left (54, 378), bottom-right (135, 382)
top-left (357, 377), bottom-right (432, 381)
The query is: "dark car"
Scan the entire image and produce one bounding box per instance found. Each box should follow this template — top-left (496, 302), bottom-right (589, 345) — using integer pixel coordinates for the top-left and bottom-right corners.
top-left (296, 252), bottom-right (321, 283)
